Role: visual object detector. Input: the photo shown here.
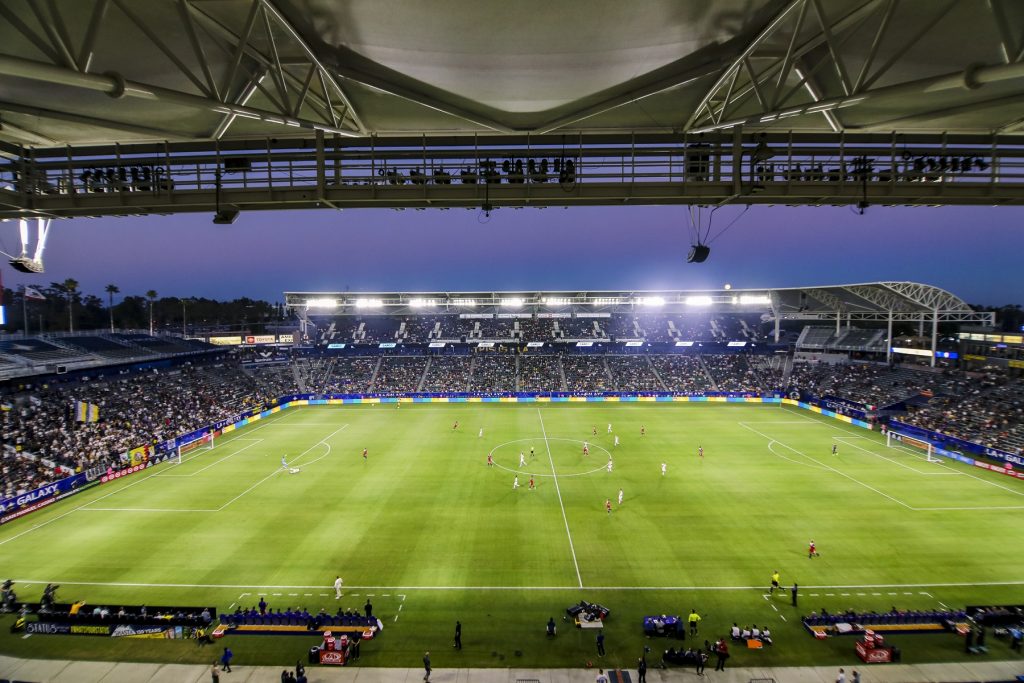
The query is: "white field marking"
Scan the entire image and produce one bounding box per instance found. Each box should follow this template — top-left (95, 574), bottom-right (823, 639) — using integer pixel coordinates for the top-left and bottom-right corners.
top-left (741, 420), bottom-right (817, 424)
top-left (217, 424), bottom-right (348, 511)
top-left (155, 440), bottom-right (263, 478)
top-left (770, 603), bottom-right (778, 612)
top-left (904, 592), bottom-right (913, 595)
top-left (809, 594), bottom-right (819, 597)
top-left (939, 601), bottom-right (949, 609)
top-left (228, 603), bottom-right (235, 610)
top-left (920, 591), bottom-right (933, 597)
top-left (779, 614), bottom-right (787, 622)
top-left (303, 593), bottom-right (312, 597)
top-left (537, 408), bottom-right (584, 589)
top-left (916, 505), bottom-right (1024, 511)
top-left (833, 436), bottom-right (957, 475)
top-left (80, 507), bottom-right (218, 513)
top-left (841, 593), bottom-right (850, 596)
top-left (288, 593), bottom-right (298, 596)
top-left (0, 457), bottom-right (178, 547)
top-left (272, 593), bottom-right (281, 597)
top-left (350, 594), bottom-right (359, 597)
top-left (782, 405), bottom-right (1024, 497)
top-left (766, 440), bottom-right (829, 471)
top-left (239, 593), bottom-right (251, 598)
top-left (488, 437), bottom-right (610, 478)
top-left (398, 595), bottom-right (406, 601)
top-left (872, 593), bottom-right (881, 596)
top-left (10, 579), bottom-right (1024, 592)
top-left (826, 593), bottom-right (834, 596)
top-left (857, 593), bottom-right (866, 596)
top-left (382, 594), bottom-right (390, 597)
top-left (0, 406), bottom-right (305, 546)
top-left (762, 594), bottom-right (770, 601)
top-left (740, 423), bottom-right (914, 510)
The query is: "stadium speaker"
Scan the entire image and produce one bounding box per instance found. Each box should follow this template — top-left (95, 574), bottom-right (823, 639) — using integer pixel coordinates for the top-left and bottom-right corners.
top-left (212, 208), bottom-right (240, 225)
top-left (687, 244), bottom-right (710, 263)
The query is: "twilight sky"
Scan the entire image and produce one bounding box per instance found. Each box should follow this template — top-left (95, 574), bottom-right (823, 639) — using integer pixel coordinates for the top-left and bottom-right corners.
top-left (3, 204), bottom-right (1021, 307)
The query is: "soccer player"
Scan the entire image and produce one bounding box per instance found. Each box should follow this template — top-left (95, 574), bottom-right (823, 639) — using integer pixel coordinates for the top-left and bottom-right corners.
top-left (452, 421), bottom-right (459, 431)
top-left (661, 462), bottom-right (667, 476)
top-left (593, 425), bottom-right (598, 436)
top-left (698, 445), bottom-right (704, 459)
top-left (641, 425), bottom-right (646, 437)
top-left (583, 443), bottom-right (590, 456)
top-left (486, 453), bottom-right (494, 467)
top-left (334, 576), bottom-right (343, 599)
top-left (605, 498), bottom-right (612, 514)
top-left (530, 446), bottom-right (535, 457)
top-left (513, 476), bottom-right (520, 490)
top-left (770, 570), bottom-right (780, 594)
top-left (529, 476), bottom-right (535, 490)
top-left (617, 488), bottom-right (623, 505)
top-left (362, 448), bottom-right (367, 461)
top-left (613, 435), bottom-right (620, 447)
top-left (832, 443), bottom-right (838, 456)
top-left (478, 428), bottom-right (483, 438)
top-left (808, 540), bottom-right (817, 558)
top-left (281, 456), bottom-right (288, 469)
top-left (606, 458), bottom-right (613, 473)
top-left (519, 452), bottom-right (527, 468)
top-left (607, 423), bottom-right (612, 433)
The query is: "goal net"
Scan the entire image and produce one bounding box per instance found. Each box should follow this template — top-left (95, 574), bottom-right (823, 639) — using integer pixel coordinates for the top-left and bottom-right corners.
top-left (886, 430), bottom-right (938, 462)
top-left (176, 432), bottom-right (214, 463)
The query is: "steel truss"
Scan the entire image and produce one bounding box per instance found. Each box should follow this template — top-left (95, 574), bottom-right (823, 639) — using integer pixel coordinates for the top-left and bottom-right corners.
top-left (1, 130), bottom-right (1023, 219)
top-left (0, 0), bottom-right (362, 140)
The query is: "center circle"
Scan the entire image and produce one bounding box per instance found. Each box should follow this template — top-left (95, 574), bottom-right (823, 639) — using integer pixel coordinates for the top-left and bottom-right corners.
top-left (487, 437), bottom-right (611, 477)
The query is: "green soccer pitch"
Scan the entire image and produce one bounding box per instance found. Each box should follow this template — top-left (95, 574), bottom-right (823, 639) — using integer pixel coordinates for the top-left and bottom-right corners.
top-left (2, 402), bottom-right (1022, 669)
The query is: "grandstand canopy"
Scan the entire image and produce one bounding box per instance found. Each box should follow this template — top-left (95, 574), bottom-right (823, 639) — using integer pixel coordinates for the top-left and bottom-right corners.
top-left (285, 281), bottom-right (992, 324)
top-left (2, 0), bottom-right (1024, 146)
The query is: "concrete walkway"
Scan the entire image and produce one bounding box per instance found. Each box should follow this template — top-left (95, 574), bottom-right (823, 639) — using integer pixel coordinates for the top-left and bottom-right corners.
top-left (0, 656), bottom-right (1021, 683)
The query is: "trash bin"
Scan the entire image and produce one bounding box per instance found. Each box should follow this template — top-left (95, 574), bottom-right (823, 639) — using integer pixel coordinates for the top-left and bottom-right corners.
top-left (308, 646), bottom-right (321, 664)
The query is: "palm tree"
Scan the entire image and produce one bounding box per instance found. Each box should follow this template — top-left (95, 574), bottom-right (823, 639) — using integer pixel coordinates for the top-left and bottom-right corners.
top-left (63, 278), bottom-right (79, 332)
top-left (146, 290), bottom-right (158, 335)
top-left (105, 284), bottom-right (120, 332)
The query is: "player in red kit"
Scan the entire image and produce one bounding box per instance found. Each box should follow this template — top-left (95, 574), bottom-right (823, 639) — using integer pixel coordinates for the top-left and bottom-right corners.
top-left (605, 498), bottom-right (612, 514)
top-left (452, 421), bottom-right (459, 430)
top-left (698, 445), bottom-right (703, 459)
top-left (486, 453), bottom-right (493, 467)
top-left (362, 448), bottom-right (368, 461)
top-left (808, 540), bottom-right (817, 558)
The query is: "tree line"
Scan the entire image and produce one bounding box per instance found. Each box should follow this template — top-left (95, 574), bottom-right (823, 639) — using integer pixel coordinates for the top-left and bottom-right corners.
top-left (2, 280), bottom-right (283, 336)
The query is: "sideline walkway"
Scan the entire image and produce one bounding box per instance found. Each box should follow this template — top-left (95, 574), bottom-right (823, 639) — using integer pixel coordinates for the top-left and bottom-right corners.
top-left (0, 655), bottom-right (1021, 683)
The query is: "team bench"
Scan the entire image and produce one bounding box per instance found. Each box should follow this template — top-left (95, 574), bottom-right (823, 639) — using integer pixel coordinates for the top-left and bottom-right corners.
top-left (225, 622), bottom-right (378, 638)
top-left (803, 609), bottom-right (968, 637)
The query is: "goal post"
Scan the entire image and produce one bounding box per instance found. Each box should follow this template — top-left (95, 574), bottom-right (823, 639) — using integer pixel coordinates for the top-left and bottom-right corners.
top-left (886, 430), bottom-right (937, 462)
top-left (176, 432), bottom-right (214, 464)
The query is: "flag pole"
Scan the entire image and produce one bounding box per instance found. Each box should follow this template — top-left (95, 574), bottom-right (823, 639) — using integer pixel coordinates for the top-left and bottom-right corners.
top-left (22, 288), bottom-right (28, 337)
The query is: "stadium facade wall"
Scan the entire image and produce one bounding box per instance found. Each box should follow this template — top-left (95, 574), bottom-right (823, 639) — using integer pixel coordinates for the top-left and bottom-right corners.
top-left (888, 420), bottom-right (1024, 470)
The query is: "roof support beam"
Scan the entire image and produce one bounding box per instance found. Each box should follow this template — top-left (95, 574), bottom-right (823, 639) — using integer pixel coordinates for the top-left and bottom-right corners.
top-left (988, 0), bottom-right (1018, 65)
top-left (0, 100), bottom-right (200, 140)
top-left (0, 55), bottom-right (358, 137)
top-left (78, 0), bottom-right (110, 74)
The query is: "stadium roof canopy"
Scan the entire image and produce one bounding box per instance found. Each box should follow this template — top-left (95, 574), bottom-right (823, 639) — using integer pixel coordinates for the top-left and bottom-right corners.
top-left (285, 281), bottom-right (994, 325)
top-left (2, 0), bottom-right (1024, 146)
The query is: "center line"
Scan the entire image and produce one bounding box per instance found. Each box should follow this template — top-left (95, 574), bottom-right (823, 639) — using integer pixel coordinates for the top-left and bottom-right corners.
top-left (537, 408), bottom-right (583, 589)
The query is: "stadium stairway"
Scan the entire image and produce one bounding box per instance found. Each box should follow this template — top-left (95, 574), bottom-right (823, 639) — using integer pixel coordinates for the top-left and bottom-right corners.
top-left (0, 655), bottom-right (1021, 683)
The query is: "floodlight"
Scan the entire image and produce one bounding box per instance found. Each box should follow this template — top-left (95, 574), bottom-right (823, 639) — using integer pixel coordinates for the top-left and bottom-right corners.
top-left (544, 297), bottom-right (570, 306)
top-left (306, 298), bottom-right (338, 309)
top-left (354, 299), bottom-right (384, 309)
top-left (501, 298), bottom-right (524, 307)
top-left (685, 296), bottom-right (713, 306)
top-left (453, 298), bottom-right (477, 307)
top-left (410, 298), bottom-right (436, 308)
top-left (739, 295), bottom-right (771, 305)
top-left (638, 296), bottom-right (665, 307)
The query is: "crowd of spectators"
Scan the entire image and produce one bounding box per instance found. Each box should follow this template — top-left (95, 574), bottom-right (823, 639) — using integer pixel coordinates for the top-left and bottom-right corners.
top-left (901, 373), bottom-right (1024, 453)
top-left (607, 356), bottom-right (662, 391)
top-left (518, 355), bottom-right (564, 392)
top-left (469, 354), bottom-right (517, 392)
top-left (562, 356), bottom-right (614, 392)
top-left (788, 362), bottom-right (970, 407)
top-left (1, 360), bottom-right (297, 499)
top-left (320, 358), bottom-right (377, 394)
top-left (649, 355), bottom-right (714, 393)
top-left (704, 354), bottom-right (783, 393)
top-left (371, 357), bottom-right (427, 393)
top-left (420, 357), bottom-right (472, 393)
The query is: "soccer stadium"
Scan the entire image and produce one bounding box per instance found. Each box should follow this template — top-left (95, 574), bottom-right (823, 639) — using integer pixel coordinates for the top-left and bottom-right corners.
top-left (1, 2), bottom-right (1024, 683)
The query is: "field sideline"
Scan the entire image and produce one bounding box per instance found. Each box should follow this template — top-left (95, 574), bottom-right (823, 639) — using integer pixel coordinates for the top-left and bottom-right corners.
top-left (1, 402), bottom-right (1022, 669)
